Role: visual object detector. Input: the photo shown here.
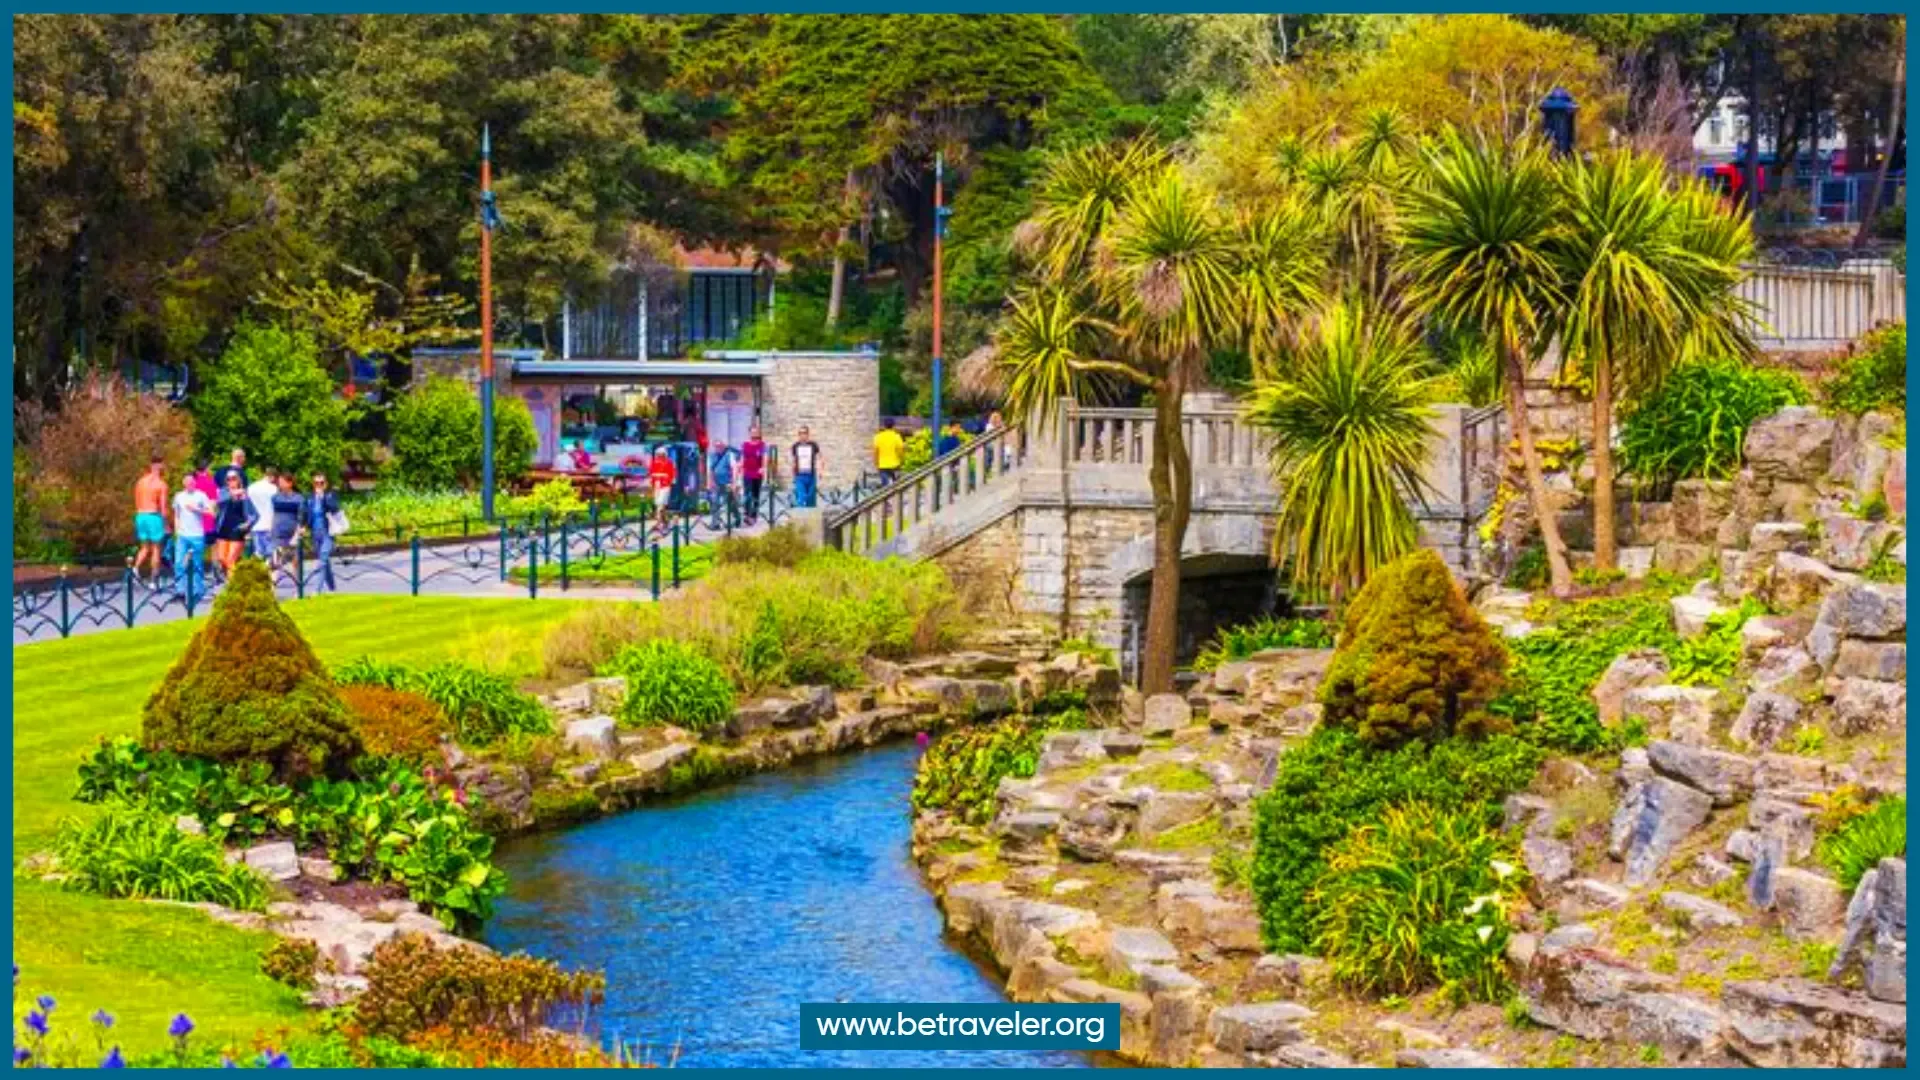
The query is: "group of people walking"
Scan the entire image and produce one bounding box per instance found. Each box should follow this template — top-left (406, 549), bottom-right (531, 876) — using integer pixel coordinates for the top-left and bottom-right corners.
top-left (132, 448), bottom-right (344, 597)
top-left (643, 424), bottom-right (826, 531)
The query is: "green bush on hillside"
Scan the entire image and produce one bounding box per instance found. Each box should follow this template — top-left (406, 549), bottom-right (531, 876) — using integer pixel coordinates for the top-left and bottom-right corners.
top-left (1618, 356), bottom-right (1809, 486)
top-left (1319, 550), bottom-right (1509, 747)
top-left (141, 560), bottom-right (363, 780)
top-left (911, 709), bottom-right (1091, 826)
top-left (388, 376), bottom-right (535, 490)
top-left (1193, 615), bottom-right (1333, 672)
top-left (1824, 323), bottom-right (1906, 417)
top-left (598, 639), bottom-right (735, 731)
top-left (189, 322), bottom-right (348, 482)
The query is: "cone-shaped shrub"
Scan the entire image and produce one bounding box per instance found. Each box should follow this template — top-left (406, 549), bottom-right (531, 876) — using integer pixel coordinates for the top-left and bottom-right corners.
top-left (1318, 549), bottom-right (1509, 747)
top-left (142, 560), bottom-right (361, 778)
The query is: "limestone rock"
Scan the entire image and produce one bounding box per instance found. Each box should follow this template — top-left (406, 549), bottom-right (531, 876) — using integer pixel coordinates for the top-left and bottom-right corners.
top-left (1647, 740), bottom-right (1755, 807)
top-left (1396, 1048), bottom-right (1501, 1068)
top-left (1885, 453), bottom-right (1907, 517)
top-left (1270, 1043), bottom-right (1360, 1068)
top-left (298, 856), bottom-right (338, 883)
top-left (1671, 480), bottom-right (1734, 544)
top-left (1658, 890), bottom-right (1744, 931)
top-left (1623, 686), bottom-right (1718, 745)
top-left (1744, 407), bottom-right (1837, 481)
top-left (1592, 650), bottom-right (1671, 726)
top-left (1749, 647), bottom-right (1822, 695)
top-left (1687, 855), bottom-right (1738, 891)
top-left (1818, 515), bottom-right (1902, 572)
top-left (1098, 731), bottom-right (1145, 758)
top-left (1722, 978), bottom-right (1908, 1067)
top-left (1155, 880), bottom-right (1262, 953)
top-left (1136, 791), bottom-right (1213, 838)
top-left (1762, 553), bottom-right (1855, 615)
top-left (1729, 691), bottom-right (1801, 752)
top-left (997, 811), bottom-right (1063, 846)
top-left (1747, 796), bottom-right (1817, 862)
top-left (240, 841), bottom-right (300, 882)
top-left (563, 715), bottom-right (619, 759)
top-left (1652, 539), bottom-right (1714, 578)
top-left (1670, 594), bottom-right (1727, 638)
top-left (1739, 615), bottom-right (1791, 656)
top-left (1113, 850), bottom-right (1209, 884)
top-left (1105, 926), bottom-right (1181, 977)
top-left (1750, 521), bottom-right (1812, 556)
top-left (1244, 953), bottom-right (1328, 996)
top-left (1830, 678), bottom-right (1906, 736)
top-left (1817, 581), bottom-right (1907, 639)
top-left (1833, 640), bottom-right (1906, 683)
top-left (1058, 802), bottom-right (1129, 863)
top-left (1207, 1002), bottom-right (1315, 1054)
top-left (1831, 858), bottom-right (1906, 1003)
top-left (1567, 879), bottom-right (1632, 911)
top-left (1038, 731), bottom-right (1108, 773)
top-left (585, 676), bottom-right (627, 715)
top-left (1142, 694), bottom-right (1192, 737)
top-left (1610, 776), bottom-right (1714, 887)
top-left (1767, 868), bottom-right (1849, 939)
top-left (1504, 793), bottom-right (1554, 835)
top-left (1211, 661), bottom-right (1257, 696)
top-left (1523, 836), bottom-right (1574, 887)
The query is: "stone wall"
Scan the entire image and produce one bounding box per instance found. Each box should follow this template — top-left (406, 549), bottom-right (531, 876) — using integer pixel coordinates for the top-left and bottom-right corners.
top-left (759, 351), bottom-right (879, 487)
top-left (936, 510), bottom-right (1028, 619)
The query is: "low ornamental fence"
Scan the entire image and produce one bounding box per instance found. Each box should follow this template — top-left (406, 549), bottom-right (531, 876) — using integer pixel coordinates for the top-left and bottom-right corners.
top-left (13, 476), bottom-right (886, 643)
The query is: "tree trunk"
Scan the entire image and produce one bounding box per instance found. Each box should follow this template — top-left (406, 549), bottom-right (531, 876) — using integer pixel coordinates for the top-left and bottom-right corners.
top-left (825, 169), bottom-right (857, 326)
top-left (1856, 53), bottom-right (1904, 248)
top-left (1504, 341), bottom-right (1574, 596)
top-left (1591, 354), bottom-right (1617, 571)
top-left (1142, 382), bottom-right (1192, 694)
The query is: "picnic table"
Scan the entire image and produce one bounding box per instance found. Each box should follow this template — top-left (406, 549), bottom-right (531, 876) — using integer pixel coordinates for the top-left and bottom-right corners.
top-left (517, 468), bottom-right (635, 501)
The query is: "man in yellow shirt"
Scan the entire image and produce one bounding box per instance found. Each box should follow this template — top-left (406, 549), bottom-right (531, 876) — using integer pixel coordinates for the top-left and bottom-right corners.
top-left (873, 417), bottom-right (906, 485)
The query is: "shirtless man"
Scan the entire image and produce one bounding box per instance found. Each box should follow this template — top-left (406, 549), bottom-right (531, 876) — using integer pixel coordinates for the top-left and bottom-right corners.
top-left (131, 456), bottom-right (170, 586)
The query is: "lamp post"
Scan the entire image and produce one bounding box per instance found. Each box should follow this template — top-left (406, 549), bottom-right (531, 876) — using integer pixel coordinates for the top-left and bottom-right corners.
top-left (931, 153), bottom-right (951, 465)
top-left (479, 124), bottom-right (499, 520)
top-left (1540, 87), bottom-right (1577, 159)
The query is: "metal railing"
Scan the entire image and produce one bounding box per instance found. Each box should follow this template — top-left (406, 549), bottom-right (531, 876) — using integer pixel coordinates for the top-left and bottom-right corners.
top-left (825, 426), bottom-right (1029, 556)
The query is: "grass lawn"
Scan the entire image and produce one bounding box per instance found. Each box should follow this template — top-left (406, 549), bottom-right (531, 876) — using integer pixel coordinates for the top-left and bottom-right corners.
top-left (12, 595), bottom-right (586, 1057)
top-left (506, 540), bottom-right (714, 587)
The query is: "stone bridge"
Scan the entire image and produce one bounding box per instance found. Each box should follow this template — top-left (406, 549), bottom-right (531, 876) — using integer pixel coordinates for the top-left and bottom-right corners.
top-left (826, 396), bottom-right (1504, 679)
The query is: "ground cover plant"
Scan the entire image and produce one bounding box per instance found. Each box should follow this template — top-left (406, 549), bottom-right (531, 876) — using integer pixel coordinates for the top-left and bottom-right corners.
top-left (598, 639), bottom-right (736, 730)
top-left (334, 657), bottom-right (548, 746)
top-left (1817, 794), bottom-right (1906, 890)
top-left (1192, 615), bottom-right (1334, 672)
top-left (911, 708), bottom-right (1092, 826)
top-left (1822, 322), bottom-right (1906, 417)
top-left (1490, 587), bottom-right (1685, 753)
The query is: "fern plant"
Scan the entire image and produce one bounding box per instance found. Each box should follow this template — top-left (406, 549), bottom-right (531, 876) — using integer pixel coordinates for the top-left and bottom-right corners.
top-left (1818, 795), bottom-right (1906, 890)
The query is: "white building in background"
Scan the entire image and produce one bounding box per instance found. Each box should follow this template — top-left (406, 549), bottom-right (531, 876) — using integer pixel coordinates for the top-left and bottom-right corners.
top-left (1692, 95), bottom-right (1851, 166)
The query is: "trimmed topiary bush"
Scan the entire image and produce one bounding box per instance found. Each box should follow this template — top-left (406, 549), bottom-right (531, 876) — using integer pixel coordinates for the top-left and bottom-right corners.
top-left (1318, 549), bottom-right (1508, 747)
top-left (141, 560), bottom-right (362, 779)
top-left (598, 639), bottom-right (735, 731)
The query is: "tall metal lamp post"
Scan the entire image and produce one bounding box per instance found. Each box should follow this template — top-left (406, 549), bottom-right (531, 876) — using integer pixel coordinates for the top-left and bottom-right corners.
top-left (479, 124), bottom-right (500, 520)
top-left (1540, 87), bottom-right (1577, 159)
top-left (931, 153), bottom-right (952, 476)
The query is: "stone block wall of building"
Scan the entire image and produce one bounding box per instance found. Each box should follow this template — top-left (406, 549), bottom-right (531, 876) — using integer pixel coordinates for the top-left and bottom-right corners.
top-left (759, 352), bottom-right (878, 489)
top-left (932, 511), bottom-right (1027, 618)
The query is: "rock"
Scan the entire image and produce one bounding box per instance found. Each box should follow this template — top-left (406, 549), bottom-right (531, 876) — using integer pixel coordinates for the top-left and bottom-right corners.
top-left (1113, 850), bottom-right (1210, 884)
top-left (1832, 858), bottom-right (1906, 1000)
top-left (562, 715), bottom-right (619, 759)
top-left (1105, 926), bottom-right (1181, 977)
top-left (298, 857), bottom-right (338, 883)
top-left (1749, 521), bottom-right (1812, 555)
top-left (1610, 777), bottom-right (1714, 887)
top-left (1647, 740), bottom-right (1755, 807)
top-left (1745, 407), bottom-right (1837, 480)
top-left (1658, 890), bottom-right (1744, 930)
top-left (1722, 978), bottom-right (1908, 1067)
top-left (585, 676), bottom-right (626, 715)
top-left (1885, 452), bottom-right (1907, 517)
top-left (1207, 1002), bottom-right (1315, 1054)
top-left (1275, 703), bottom-right (1321, 735)
top-left (1833, 640), bottom-right (1907, 683)
top-left (1748, 796), bottom-right (1817, 861)
top-left (240, 841), bottom-right (300, 882)
top-left (1652, 539), bottom-right (1714, 578)
top-left (1672, 480), bottom-right (1735, 544)
top-left (1396, 1047), bottom-right (1503, 1068)
top-left (1211, 661), bottom-right (1257, 696)
top-left (1622, 992), bottom-right (1734, 1060)
top-left (1762, 553), bottom-right (1855, 614)
top-left (1523, 836), bottom-right (1575, 887)
top-left (1730, 691), bottom-right (1802, 751)
top-left (1746, 832), bottom-right (1788, 907)
top-left (1155, 882), bottom-right (1262, 953)
top-left (1617, 746), bottom-right (1654, 787)
top-left (566, 760), bottom-right (603, 785)
top-left (1669, 594), bottom-right (1728, 638)
top-left (1740, 616), bottom-right (1791, 656)
top-left (1819, 515), bottom-right (1901, 572)
top-left (1038, 731), bottom-right (1108, 773)
top-left (1146, 980), bottom-right (1209, 1067)
top-left (1749, 647), bottom-right (1822, 695)
top-left (1142, 694), bottom-right (1192, 736)
top-left (1271, 1043), bottom-right (1360, 1068)
top-left (1617, 546), bottom-right (1655, 579)
top-left (997, 811), bottom-right (1062, 845)
top-left (1245, 953), bottom-right (1328, 995)
top-left (1207, 699), bottom-right (1258, 729)
top-left (1623, 686), bottom-right (1718, 745)
top-left (1726, 828), bottom-right (1762, 863)
top-left (1830, 678), bottom-right (1906, 735)
top-left (1687, 855), bottom-right (1738, 890)
top-left (1543, 924), bottom-right (1599, 951)
top-left (1865, 939), bottom-right (1907, 1005)
top-left (1522, 944), bottom-right (1671, 1040)
top-left (1503, 793), bottom-right (1554, 834)
top-left (1136, 791), bottom-right (1213, 838)
top-left (1567, 879), bottom-right (1632, 910)
top-left (1752, 753), bottom-right (1849, 801)
top-left (175, 815), bottom-right (204, 836)
top-left (1817, 581), bottom-right (1907, 638)
top-left (1539, 757), bottom-right (1599, 792)
top-left (1098, 731), bottom-right (1145, 758)
top-left (1592, 650), bottom-right (1671, 726)
top-left (1058, 802), bottom-right (1129, 863)
top-left (1768, 868), bottom-right (1849, 939)
top-left (624, 742), bottom-right (696, 789)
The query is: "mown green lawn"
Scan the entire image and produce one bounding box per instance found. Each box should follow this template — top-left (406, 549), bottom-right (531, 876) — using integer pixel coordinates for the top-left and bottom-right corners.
top-left (12, 595), bottom-right (585, 1058)
top-left (506, 540), bottom-right (714, 587)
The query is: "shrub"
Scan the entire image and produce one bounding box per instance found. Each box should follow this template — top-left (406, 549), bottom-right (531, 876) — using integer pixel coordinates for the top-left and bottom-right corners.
top-left (1818, 795), bottom-right (1906, 890)
top-left (142, 560), bottom-right (363, 780)
top-left (1309, 801), bottom-right (1526, 1002)
top-left (598, 640), bottom-right (735, 731)
top-left (262, 938), bottom-right (321, 991)
top-left (1250, 726), bottom-right (1544, 953)
top-left (1618, 356), bottom-right (1809, 487)
top-left (1319, 550), bottom-right (1509, 747)
top-left (1491, 590), bottom-right (1681, 753)
top-left (20, 373), bottom-right (195, 555)
top-left (189, 321), bottom-right (348, 481)
top-left (1193, 616), bottom-right (1334, 672)
top-left (387, 377), bottom-right (534, 490)
top-left (911, 710), bottom-right (1091, 825)
top-left (713, 524), bottom-right (812, 569)
top-left (50, 806), bottom-right (269, 910)
top-left (353, 933), bottom-right (605, 1043)
top-left (500, 478), bottom-right (584, 521)
top-left (1823, 323), bottom-right (1906, 417)
top-left (335, 657), bottom-right (548, 746)
top-left (339, 685), bottom-right (453, 765)
top-left (1667, 598), bottom-right (1765, 687)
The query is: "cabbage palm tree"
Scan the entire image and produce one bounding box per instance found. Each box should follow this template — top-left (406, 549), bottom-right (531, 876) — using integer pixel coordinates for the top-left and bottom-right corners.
top-left (1243, 297), bottom-right (1441, 600)
top-left (1552, 151), bottom-right (1757, 570)
top-left (1400, 130), bottom-right (1575, 597)
top-left (995, 142), bottom-right (1325, 692)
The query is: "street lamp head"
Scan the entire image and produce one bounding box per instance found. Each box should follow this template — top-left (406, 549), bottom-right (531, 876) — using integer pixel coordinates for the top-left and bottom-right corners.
top-left (1540, 88), bottom-right (1577, 159)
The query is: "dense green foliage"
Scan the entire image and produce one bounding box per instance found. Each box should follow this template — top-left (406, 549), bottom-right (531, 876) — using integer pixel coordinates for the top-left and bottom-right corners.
top-left (1823, 323), bottom-right (1907, 417)
top-left (599, 640), bottom-right (736, 731)
top-left (1618, 357), bottom-right (1809, 485)
top-left (1319, 550), bottom-right (1509, 747)
top-left (911, 709), bottom-right (1091, 825)
top-left (1193, 616), bottom-right (1334, 671)
top-left (141, 560), bottom-right (363, 780)
top-left (1491, 590), bottom-right (1683, 752)
top-left (334, 656), bottom-right (548, 746)
top-left (1250, 726), bottom-right (1544, 953)
top-left (1308, 801), bottom-right (1526, 1002)
top-left (1818, 795), bottom-right (1906, 890)
top-left (188, 322), bottom-right (349, 481)
top-left (76, 736), bottom-right (506, 929)
top-left (1668, 597), bottom-right (1766, 687)
top-left (387, 376), bottom-right (535, 490)
top-left (51, 806), bottom-right (270, 911)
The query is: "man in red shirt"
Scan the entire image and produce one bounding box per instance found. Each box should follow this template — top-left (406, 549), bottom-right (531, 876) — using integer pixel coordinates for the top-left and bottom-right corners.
top-left (648, 446), bottom-right (676, 533)
top-left (740, 425), bottom-right (768, 525)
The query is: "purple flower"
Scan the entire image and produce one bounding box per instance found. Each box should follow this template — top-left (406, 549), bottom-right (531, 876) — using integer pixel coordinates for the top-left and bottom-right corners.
top-left (258, 1049), bottom-right (292, 1068)
top-left (915, 731), bottom-right (930, 749)
top-left (24, 1011), bottom-right (48, 1037)
top-left (14, 1048), bottom-right (31, 1066)
top-left (220, 1057), bottom-right (236, 1068)
top-left (91, 1010), bottom-right (114, 1030)
top-left (10, 964), bottom-right (17, 987)
top-left (167, 1013), bottom-right (194, 1040)
top-left (35, 995), bottom-right (54, 1012)
top-left (100, 1047), bottom-right (126, 1069)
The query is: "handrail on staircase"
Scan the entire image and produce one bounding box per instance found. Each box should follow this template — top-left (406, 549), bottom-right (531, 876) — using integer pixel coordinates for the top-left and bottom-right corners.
top-left (825, 425), bottom-right (1028, 553)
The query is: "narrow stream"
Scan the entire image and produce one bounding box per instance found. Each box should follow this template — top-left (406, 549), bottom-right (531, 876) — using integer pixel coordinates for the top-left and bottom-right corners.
top-left (483, 740), bottom-right (1092, 1068)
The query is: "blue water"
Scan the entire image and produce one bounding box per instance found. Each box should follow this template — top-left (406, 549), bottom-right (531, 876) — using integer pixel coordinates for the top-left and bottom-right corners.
top-left (483, 740), bottom-right (1091, 1068)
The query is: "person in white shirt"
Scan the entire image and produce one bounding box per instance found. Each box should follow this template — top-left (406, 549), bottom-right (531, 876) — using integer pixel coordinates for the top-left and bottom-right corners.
top-left (171, 474), bottom-right (215, 599)
top-left (246, 467), bottom-right (279, 559)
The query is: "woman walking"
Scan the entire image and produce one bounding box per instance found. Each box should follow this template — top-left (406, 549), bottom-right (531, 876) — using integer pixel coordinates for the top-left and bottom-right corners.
top-left (303, 471), bottom-right (343, 593)
top-left (269, 473), bottom-right (303, 572)
top-left (210, 470), bottom-right (258, 577)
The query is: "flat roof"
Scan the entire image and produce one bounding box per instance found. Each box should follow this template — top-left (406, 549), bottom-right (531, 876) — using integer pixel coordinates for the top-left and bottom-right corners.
top-left (512, 358), bottom-right (771, 380)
